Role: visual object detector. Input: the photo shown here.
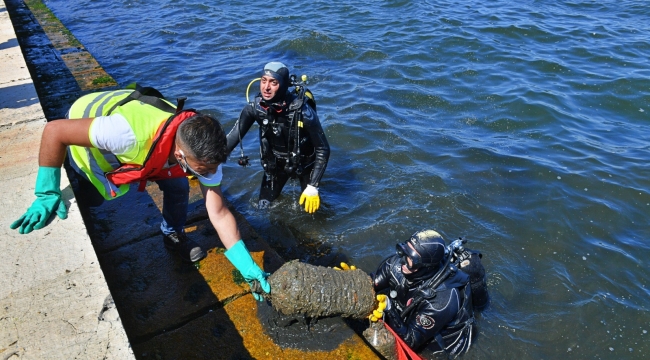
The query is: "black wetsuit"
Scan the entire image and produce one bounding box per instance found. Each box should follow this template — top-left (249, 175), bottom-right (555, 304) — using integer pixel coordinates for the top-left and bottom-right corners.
top-left (372, 255), bottom-right (475, 357)
top-left (226, 91), bottom-right (330, 204)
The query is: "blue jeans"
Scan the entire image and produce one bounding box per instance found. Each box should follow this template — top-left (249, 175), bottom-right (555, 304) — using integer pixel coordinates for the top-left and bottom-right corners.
top-left (155, 177), bottom-right (189, 236)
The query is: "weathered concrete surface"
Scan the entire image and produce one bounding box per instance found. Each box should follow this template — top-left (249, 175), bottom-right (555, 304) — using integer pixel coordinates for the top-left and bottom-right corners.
top-left (0, 1), bottom-right (133, 358)
top-left (80, 180), bottom-right (208, 254)
top-left (21, 0), bottom-right (117, 92)
top-left (0, 4), bottom-right (41, 128)
top-left (93, 218), bottom-right (275, 341)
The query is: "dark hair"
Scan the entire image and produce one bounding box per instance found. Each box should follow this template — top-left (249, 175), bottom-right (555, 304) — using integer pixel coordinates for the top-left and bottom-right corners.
top-left (177, 114), bottom-right (228, 164)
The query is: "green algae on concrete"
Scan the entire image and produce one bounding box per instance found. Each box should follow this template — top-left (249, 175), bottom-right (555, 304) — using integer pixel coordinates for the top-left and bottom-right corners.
top-left (92, 74), bottom-right (115, 85)
top-left (22, 0), bottom-right (81, 48)
top-left (23, 0), bottom-right (117, 90)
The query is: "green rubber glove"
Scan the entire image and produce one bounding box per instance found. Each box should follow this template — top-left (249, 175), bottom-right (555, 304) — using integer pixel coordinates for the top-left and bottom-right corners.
top-left (10, 167), bottom-right (68, 234)
top-left (224, 240), bottom-right (271, 301)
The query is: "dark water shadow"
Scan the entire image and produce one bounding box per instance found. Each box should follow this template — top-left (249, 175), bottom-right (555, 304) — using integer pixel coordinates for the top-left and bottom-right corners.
top-left (227, 159), bottom-right (364, 269)
top-left (267, 215), bottom-right (356, 267)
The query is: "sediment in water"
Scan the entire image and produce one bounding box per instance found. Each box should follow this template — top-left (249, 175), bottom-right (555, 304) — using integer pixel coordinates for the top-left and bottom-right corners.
top-left (258, 260), bottom-right (376, 319)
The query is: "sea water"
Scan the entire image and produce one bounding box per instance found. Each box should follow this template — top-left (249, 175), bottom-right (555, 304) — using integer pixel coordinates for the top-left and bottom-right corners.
top-left (45, 1), bottom-right (650, 358)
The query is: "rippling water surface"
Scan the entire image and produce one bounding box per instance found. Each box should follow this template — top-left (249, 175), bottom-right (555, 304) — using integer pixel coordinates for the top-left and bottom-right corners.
top-left (45, 0), bottom-right (650, 358)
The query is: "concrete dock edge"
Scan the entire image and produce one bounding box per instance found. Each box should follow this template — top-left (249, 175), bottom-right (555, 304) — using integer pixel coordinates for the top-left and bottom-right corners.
top-left (0, 1), bottom-right (134, 358)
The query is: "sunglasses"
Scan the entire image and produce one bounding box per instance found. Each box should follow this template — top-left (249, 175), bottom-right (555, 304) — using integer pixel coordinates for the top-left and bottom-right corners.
top-left (178, 150), bottom-right (211, 180)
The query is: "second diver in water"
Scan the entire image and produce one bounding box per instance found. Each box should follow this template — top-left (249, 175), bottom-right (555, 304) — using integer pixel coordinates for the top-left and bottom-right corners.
top-left (369, 230), bottom-right (489, 358)
top-left (226, 62), bottom-right (330, 213)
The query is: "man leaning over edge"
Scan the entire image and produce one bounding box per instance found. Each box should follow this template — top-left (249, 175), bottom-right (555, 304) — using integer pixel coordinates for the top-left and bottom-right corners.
top-left (9, 87), bottom-right (270, 300)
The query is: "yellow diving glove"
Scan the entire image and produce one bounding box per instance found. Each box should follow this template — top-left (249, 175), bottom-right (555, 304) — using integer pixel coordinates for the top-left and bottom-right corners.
top-left (333, 262), bottom-right (357, 271)
top-left (369, 294), bottom-right (390, 322)
top-left (299, 185), bottom-right (320, 214)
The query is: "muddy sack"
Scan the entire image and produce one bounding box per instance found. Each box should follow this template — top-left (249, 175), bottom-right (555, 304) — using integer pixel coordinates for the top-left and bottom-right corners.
top-left (254, 260), bottom-right (376, 319)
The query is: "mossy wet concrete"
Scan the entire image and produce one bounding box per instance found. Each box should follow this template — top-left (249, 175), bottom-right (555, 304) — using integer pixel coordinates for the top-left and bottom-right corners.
top-left (132, 295), bottom-right (378, 360)
top-left (5, 1), bottom-right (381, 358)
top-left (108, 182), bottom-right (380, 359)
top-left (21, 0), bottom-right (117, 91)
top-left (6, 0), bottom-right (116, 121)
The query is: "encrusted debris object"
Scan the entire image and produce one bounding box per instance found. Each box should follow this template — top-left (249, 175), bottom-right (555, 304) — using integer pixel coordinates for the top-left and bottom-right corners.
top-left (254, 260), bottom-right (376, 319)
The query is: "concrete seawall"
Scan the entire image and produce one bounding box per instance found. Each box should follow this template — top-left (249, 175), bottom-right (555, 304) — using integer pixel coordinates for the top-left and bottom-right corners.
top-left (0, 1), bottom-right (380, 359)
top-left (0, 0), bottom-right (133, 358)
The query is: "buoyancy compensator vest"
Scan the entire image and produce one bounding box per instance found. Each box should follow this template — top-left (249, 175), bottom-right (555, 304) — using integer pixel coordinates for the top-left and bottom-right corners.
top-left (402, 237), bottom-right (489, 316)
top-left (240, 74), bottom-right (317, 176)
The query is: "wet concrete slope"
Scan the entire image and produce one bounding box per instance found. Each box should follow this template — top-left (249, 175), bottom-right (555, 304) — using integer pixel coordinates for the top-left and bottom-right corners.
top-left (3, 0), bottom-right (381, 359)
top-left (101, 184), bottom-right (379, 359)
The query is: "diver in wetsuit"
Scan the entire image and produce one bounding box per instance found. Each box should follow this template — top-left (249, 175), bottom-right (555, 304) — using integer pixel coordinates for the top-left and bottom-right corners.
top-left (370, 230), bottom-right (488, 358)
top-left (226, 62), bottom-right (330, 213)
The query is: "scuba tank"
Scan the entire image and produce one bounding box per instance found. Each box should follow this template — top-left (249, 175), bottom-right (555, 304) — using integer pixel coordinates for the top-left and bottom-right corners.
top-left (448, 238), bottom-right (489, 310)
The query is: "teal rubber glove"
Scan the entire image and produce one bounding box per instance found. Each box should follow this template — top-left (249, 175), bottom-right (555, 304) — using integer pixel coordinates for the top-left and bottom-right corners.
top-left (10, 167), bottom-right (68, 234)
top-left (224, 240), bottom-right (271, 301)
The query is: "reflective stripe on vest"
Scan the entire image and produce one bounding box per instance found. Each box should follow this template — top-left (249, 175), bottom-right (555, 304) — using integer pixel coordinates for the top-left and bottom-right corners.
top-left (68, 145), bottom-right (129, 199)
top-left (81, 90), bottom-right (133, 118)
top-left (68, 90), bottom-right (185, 200)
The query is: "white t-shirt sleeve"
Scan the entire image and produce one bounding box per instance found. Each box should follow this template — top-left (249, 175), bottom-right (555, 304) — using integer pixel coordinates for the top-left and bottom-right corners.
top-left (90, 114), bottom-right (223, 186)
top-left (198, 164), bottom-right (223, 187)
top-left (88, 114), bottom-right (137, 155)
